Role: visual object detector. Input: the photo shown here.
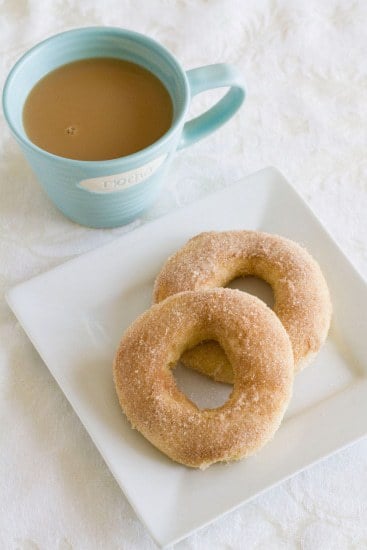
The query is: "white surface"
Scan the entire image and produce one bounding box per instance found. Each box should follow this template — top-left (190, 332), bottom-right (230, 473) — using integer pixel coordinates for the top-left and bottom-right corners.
top-left (5, 168), bottom-right (367, 548)
top-left (1, 2), bottom-right (367, 549)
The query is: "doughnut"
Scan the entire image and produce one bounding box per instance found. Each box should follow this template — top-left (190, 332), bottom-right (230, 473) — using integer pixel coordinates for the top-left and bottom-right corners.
top-left (113, 288), bottom-right (294, 469)
top-left (153, 231), bottom-right (332, 383)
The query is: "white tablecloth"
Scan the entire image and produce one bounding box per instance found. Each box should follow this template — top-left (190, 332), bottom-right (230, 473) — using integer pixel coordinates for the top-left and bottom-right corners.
top-left (1, 1), bottom-right (366, 548)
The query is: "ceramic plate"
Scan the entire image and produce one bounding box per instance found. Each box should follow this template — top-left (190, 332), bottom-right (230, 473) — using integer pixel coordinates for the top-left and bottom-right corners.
top-left (6, 168), bottom-right (367, 548)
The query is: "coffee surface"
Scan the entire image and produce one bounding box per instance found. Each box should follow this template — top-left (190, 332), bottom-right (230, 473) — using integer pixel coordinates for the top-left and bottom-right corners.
top-left (23, 57), bottom-right (173, 161)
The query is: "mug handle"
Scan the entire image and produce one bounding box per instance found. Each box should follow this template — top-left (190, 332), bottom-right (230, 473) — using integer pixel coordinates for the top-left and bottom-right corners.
top-left (178, 63), bottom-right (246, 150)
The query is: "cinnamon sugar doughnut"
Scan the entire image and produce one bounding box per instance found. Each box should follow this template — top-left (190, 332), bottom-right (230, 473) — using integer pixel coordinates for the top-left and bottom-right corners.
top-left (153, 231), bottom-right (332, 383)
top-left (113, 289), bottom-right (293, 469)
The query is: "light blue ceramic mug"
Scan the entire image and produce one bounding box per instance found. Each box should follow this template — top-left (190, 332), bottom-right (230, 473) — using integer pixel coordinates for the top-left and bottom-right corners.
top-left (3, 27), bottom-right (245, 228)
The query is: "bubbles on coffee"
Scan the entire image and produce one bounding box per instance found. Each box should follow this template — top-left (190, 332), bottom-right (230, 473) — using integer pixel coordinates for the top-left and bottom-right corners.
top-left (65, 126), bottom-right (77, 136)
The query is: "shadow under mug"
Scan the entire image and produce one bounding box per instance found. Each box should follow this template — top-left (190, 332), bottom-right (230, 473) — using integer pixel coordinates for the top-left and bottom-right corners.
top-left (3, 27), bottom-right (245, 228)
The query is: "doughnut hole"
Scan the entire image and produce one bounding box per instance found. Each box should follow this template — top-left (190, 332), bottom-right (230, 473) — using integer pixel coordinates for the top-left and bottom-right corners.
top-left (173, 343), bottom-right (233, 410)
top-left (180, 277), bottom-right (274, 387)
top-left (226, 276), bottom-right (275, 309)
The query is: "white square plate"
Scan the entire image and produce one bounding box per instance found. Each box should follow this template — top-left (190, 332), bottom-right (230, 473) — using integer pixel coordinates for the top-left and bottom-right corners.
top-left (6, 168), bottom-right (367, 548)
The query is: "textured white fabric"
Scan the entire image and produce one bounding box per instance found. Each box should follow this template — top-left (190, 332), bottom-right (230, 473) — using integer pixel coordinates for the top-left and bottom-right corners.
top-left (1, 1), bottom-right (367, 549)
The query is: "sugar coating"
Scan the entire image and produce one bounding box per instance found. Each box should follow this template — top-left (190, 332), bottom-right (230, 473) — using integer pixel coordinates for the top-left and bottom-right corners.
top-left (153, 231), bottom-right (332, 383)
top-left (113, 288), bottom-right (294, 469)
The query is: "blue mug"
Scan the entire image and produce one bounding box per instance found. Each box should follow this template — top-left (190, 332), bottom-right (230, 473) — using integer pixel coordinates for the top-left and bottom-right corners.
top-left (3, 27), bottom-right (245, 228)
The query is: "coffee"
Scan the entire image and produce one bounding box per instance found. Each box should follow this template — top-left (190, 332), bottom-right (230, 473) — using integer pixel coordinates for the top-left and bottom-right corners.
top-left (23, 57), bottom-right (173, 161)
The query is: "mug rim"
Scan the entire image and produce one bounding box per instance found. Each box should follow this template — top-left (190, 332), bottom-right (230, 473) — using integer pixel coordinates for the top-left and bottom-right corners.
top-left (2, 26), bottom-right (190, 167)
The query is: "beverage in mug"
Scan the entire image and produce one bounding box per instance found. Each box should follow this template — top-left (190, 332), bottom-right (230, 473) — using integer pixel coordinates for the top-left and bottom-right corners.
top-left (3, 27), bottom-right (246, 228)
top-left (23, 57), bottom-right (174, 161)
